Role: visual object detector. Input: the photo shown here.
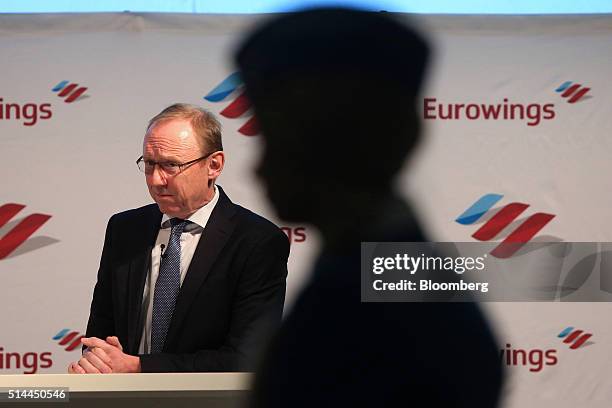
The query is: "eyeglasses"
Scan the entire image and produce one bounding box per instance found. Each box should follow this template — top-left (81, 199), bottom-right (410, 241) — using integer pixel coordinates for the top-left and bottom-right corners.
top-left (136, 152), bottom-right (214, 175)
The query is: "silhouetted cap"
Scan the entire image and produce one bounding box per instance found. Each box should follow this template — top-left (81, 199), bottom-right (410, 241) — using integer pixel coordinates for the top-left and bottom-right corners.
top-left (235, 8), bottom-right (429, 98)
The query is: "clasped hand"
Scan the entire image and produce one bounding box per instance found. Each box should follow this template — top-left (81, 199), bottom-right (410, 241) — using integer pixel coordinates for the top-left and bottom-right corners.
top-left (67, 336), bottom-right (140, 374)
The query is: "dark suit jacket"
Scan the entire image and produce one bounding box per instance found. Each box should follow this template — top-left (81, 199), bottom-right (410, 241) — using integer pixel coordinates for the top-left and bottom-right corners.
top-left (85, 186), bottom-right (289, 372)
top-left (252, 197), bottom-right (503, 407)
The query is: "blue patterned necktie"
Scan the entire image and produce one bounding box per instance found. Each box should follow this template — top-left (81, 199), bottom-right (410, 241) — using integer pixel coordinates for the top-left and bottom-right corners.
top-left (151, 218), bottom-right (188, 353)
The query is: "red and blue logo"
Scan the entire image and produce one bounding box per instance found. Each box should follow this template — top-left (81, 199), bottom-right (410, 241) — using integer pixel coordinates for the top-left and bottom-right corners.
top-left (52, 329), bottom-right (84, 352)
top-left (455, 193), bottom-right (555, 258)
top-left (52, 81), bottom-right (88, 103)
top-left (204, 72), bottom-right (259, 136)
top-left (558, 327), bottom-right (593, 349)
top-left (555, 81), bottom-right (591, 104)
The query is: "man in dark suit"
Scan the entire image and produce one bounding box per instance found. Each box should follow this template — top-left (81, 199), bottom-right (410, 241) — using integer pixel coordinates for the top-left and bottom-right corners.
top-left (235, 8), bottom-right (503, 407)
top-left (68, 103), bottom-right (289, 373)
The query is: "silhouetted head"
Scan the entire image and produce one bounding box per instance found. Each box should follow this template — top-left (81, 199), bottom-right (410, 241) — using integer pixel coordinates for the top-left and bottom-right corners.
top-left (235, 8), bottom-right (429, 223)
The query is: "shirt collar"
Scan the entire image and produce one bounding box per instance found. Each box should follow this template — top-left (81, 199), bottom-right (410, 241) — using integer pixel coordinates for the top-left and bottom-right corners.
top-left (160, 185), bottom-right (220, 232)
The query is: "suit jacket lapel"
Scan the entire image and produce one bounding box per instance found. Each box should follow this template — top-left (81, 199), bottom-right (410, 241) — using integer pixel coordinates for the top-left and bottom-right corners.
top-left (127, 205), bottom-right (162, 354)
top-left (164, 186), bottom-right (237, 350)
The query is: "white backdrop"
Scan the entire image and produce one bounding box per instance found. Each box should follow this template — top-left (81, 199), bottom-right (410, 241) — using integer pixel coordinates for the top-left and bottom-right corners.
top-left (0, 12), bottom-right (611, 408)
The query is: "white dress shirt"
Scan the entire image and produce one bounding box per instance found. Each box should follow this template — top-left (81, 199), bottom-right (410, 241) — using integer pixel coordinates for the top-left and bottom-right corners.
top-left (138, 186), bottom-right (220, 354)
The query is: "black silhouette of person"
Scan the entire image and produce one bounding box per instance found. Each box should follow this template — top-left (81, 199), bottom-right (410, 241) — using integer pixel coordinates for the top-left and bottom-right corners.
top-left (235, 8), bottom-right (503, 407)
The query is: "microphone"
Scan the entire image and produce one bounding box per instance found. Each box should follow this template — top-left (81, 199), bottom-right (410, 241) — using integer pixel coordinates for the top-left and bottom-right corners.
top-left (160, 244), bottom-right (167, 259)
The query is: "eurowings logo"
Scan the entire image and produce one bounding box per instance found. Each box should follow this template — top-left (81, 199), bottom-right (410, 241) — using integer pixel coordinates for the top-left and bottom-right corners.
top-left (558, 327), bottom-right (593, 349)
top-left (204, 72), bottom-right (259, 136)
top-left (455, 194), bottom-right (555, 258)
top-left (53, 329), bottom-right (84, 352)
top-left (0, 203), bottom-right (51, 260)
top-left (52, 81), bottom-right (88, 103)
top-left (555, 82), bottom-right (591, 104)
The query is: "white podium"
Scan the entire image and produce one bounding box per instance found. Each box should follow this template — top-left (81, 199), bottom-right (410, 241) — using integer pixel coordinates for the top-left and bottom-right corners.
top-left (0, 373), bottom-right (251, 407)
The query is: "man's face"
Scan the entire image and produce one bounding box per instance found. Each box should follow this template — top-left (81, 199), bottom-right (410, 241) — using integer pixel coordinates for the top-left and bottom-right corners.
top-left (143, 119), bottom-right (218, 219)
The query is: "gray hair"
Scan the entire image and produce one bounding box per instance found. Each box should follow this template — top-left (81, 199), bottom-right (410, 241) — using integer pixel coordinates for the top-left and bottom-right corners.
top-left (147, 103), bottom-right (223, 153)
